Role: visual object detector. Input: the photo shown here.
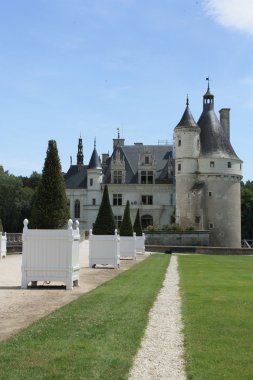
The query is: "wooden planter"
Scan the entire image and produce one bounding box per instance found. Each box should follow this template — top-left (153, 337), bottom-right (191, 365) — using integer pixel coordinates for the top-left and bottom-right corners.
top-left (135, 233), bottom-right (145, 254)
top-left (89, 229), bottom-right (120, 268)
top-left (120, 233), bottom-right (137, 259)
top-left (21, 219), bottom-right (80, 290)
top-left (0, 233), bottom-right (7, 259)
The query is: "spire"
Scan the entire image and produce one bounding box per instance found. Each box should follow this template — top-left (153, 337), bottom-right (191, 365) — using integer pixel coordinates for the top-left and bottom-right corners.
top-left (77, 136), bottom-right (84, 165)
top-left (175, 95), bottom-right (198, 128)
top-left (88, 141), bottom-right (102, 170)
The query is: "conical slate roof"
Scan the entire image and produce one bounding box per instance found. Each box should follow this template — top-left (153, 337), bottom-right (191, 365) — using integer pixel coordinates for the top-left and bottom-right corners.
top-left (198, 90), bottom-right (239, 159)
top-left (175, 97), bottom-right (198, 128)
top-left (88, 147), bottom-right (102, 169)
top-left (176, 105), bottom-right (198, 128)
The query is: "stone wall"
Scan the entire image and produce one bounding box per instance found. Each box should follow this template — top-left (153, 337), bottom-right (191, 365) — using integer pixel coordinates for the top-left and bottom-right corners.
top-left (145, 230), bottom-right (210, 246)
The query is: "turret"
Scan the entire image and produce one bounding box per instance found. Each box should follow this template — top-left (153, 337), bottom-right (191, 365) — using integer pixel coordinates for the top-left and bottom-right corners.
top-left (174, 97), bottom-right (201, 229)
top-left (87, 138), bottom-right (103, 191)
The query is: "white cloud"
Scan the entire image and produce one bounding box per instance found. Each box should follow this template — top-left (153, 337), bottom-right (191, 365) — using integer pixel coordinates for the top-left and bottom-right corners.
top-left (203, 0), bottom-right (253, 35)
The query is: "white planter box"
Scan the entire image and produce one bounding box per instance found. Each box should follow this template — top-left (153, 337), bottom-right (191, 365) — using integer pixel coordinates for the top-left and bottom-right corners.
top-left (0, 233), bottom-right (7, 259)
top-left (89, 229), bottom-right (120, 268)
top-left (21, 219), bottom-right (80, 290)
top-left (135, 233), bottom-right (145, 254)
top-left (120, 234), bottom-right (137, 259)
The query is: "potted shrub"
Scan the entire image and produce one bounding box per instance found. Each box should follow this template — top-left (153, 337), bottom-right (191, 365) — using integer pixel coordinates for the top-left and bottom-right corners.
top-left (21, 140), bottom-right (80, 289)
top-left (89, 184), bottom-right (120, 268)
top-left (0, 219), bottom-right (6, 259)
top-left (133, 208), bottom-right (145, 254)
top-left (119, 201), bottom-right (136, 259)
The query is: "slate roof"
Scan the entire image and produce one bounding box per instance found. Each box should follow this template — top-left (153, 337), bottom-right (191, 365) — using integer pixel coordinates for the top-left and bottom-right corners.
top-left (64, 165), bottom-right (88, 189)
top-left (175, 105), bottom-right (198, 129)
top-left (88, 147), bottom-right (102, 169)
top-left (198, 108), bottom-right (239, 159)
top-left (103, 144), bottom-right (173, 184)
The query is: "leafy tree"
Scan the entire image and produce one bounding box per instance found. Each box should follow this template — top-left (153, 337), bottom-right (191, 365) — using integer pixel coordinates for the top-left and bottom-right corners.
top-left (120, 201), bottom-right (133, 236)
top-left (241, 181), bottom-right (253, 239)
top-left (92, 184), bottom-right (116, 235)
top-left (31, 140), bottom-right (70, 229)
top-left (133, 208), bottom-right (143, 236)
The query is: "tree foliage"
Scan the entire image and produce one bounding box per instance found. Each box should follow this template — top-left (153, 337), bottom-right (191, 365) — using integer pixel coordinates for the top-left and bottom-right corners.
top-left (92, 184), bottom-right (116, 235)
top-left (120, 201), bottom-right (133, 236)
top-left (0, 166), bottom-right (37, 232)
top-left (241, 181), bottom-right (253, 239)
top-left (133, 208), bottom-right (143, 236)
top-left (31, 140), bottom-right (70, 229)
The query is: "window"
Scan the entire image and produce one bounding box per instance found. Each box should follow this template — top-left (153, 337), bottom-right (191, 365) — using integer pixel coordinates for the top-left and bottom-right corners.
top-left (178, 139), bottom-right (181, 147)
top-left (113, 194), bottom-right (122, 206)
top-left (145, 156), bottom-right (149, 164)
top-left (210, 161), bottom-right (214, 168)
top-left (141, 171), bottom-right (153, 184)
top-left (141, 215), bottom-right (153, 228)
top-left (115, 215), bottom-right (122, 228)
top-left (92, 198), bottom-right (96, 205)
top-left (178, 163), bottom-right (181, 171)
top-left (170, 193), bottom-right (173, 205)
top-left (208, 191), bottom-right (212, 197)
top-left (90, 178), bottom-right (93, 186)
top-left (209, 223), bottom-right (214, 229)
top-left (113, 170), bottom-right (122, 184)
top-left (74, 200), bottom-right (80, 219)
top-left (141, 195), bottom-right (153, 205)
top-left (227, 162), bottom-right (231, 168)
top-left (195, 216), bottom-right (201, 223)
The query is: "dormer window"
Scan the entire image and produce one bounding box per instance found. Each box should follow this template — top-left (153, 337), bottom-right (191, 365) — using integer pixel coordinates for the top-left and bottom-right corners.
top-left (145, 156), bottom-right (149, 164)
top-left (113, 170), bottom-right (123, 184)
top-left (210, 161), bottom-right (214, 168)
top-left (141, 170), bottom-right (153, 184)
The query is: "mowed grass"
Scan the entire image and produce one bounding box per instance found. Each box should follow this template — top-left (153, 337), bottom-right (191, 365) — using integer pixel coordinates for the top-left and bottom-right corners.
top-left (0, 254), bottom-right (170, 380)
top-left (179, 255), bottom-right (253, 380)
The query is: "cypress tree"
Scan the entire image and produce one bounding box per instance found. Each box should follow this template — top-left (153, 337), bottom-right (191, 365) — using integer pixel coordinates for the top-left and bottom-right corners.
top-left (133, 208), bottom-right (143, 236)
top-left (0, 218), bottom-right (3, 232)
top-left (93, 184), bottom-right (116, 235)
top-left (120, 201), bottom-right (133, 236)
top-left (31, 140), bottom-right (70, 229)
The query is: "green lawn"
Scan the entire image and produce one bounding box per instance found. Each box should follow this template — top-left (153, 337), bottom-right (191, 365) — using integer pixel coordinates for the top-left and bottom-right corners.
top-left (0, 254), bottom-right (170, 380)
top-left (179, 255), bottom-right (253, 380)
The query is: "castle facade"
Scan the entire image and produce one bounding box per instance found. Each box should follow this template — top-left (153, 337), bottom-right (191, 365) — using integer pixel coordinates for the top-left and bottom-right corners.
top-left (65, 85), bottom-right (243, 247)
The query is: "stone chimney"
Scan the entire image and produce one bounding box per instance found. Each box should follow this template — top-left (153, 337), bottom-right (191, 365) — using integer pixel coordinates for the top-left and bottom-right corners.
top-left (219, 108), bottom-right (230, 141)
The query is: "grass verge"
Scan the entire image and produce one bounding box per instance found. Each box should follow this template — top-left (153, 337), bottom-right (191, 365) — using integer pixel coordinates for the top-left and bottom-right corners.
top-left (0, 254), bottom-right (170, 380)
top-left (179, 255), bottom-right (253, 380)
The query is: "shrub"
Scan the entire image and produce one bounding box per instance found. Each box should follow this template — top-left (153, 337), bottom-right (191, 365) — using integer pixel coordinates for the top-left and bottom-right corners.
top-left (31, 140), bottom-right (70, 229)
top-left (133, 209), bottom-right (143, 236)
top-left (120, 201), bottom-right (133, 236)
top-left (92, 185), bottom-right (116, 235)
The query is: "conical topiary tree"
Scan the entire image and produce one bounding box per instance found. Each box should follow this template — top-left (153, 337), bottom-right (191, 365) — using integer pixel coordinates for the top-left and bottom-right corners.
top-left (92, 184), bottom-right (116, 235)
top-left (0, 218), bottom-right (3, 232)
top-left (133, 208), bottom-right (143, 236)
top-left (31, 140), bottom-right (70, 229)
top-left (120, 201), bottom-right (133, 236)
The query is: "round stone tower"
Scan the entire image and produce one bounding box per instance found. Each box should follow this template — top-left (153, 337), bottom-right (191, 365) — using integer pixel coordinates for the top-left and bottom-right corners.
top-left (174, 97), bottom-right (201, 228)
top-left (197, 84), bottom-right (243, 247)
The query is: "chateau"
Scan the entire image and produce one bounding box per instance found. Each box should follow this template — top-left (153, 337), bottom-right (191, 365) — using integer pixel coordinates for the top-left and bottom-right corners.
top-left (65, 84), bottom-right (243, 247)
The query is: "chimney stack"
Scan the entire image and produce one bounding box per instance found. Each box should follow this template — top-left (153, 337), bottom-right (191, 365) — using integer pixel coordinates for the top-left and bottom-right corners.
top-left (219, 108), bottom-right (230, 141)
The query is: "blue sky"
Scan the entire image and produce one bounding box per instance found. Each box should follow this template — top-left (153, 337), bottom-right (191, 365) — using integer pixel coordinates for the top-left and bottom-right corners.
top-left (0, 0), bottom-right (252, 180)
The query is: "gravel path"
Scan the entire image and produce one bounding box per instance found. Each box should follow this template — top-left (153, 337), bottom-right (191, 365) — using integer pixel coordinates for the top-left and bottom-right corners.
top-left (129, 255), bottom-right (186, 380)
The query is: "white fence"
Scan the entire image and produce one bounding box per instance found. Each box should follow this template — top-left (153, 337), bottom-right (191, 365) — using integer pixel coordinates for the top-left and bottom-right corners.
top-left (21, 219), bottom-right (80, 289)
top-left (0, 233), bottom-right (7, 259)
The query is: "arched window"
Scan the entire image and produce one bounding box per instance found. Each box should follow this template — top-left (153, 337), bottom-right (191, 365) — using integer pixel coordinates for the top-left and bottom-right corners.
top-left (74, 199), bottom-right (80, 219)
top-left (141, 215), bottom-right (153, 229)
